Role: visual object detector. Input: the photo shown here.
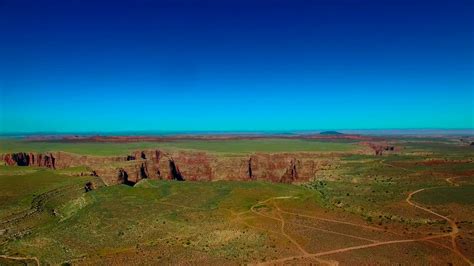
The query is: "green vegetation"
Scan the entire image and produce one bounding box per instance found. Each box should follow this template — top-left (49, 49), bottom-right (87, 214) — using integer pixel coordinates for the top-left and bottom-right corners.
top-left (162, 139), bottom-right (357, 154)
top-left (0, 169), bottom-right (321, 264)
top-left (1, 136), bottom-right (473, 264)
top-left (309, 153), bottom-right (474, 225)
top-left (0, 138), bottom-right (357, 155)
top-left (0, 166), bottom-right (90, 219)
top-left (402, 141), bottom-right (473, 158)
top-left (413, 185), bottom-right (474, 205)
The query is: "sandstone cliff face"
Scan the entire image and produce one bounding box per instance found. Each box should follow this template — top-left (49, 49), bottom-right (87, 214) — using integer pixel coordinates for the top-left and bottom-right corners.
top-left (2, 150), bottom-right (337, 185)
top-left (3, 152), bottom-right (57, 168)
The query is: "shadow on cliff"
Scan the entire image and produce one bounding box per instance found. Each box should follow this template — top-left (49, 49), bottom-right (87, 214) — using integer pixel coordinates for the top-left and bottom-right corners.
top-left (169, 160), bottom-right (185, 181)
top-left (118, 168), bottom-right (135, 186)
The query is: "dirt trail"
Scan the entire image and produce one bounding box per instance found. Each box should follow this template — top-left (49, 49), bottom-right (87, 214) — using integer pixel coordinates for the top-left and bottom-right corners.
top-left (0, 254), bottom-right (40, 265)
top-left (279, 209), bottom-right (385, 232)
top-left (245, 197), bottom-right (339, 265)
top-left (249, 197), bottom-right (308, 255)
top-left (157, 201), bottom-right (204, 210)
top-left (254, 187), bottom-right (473, 266)
top-left (446, 177), bottom-right (460, 186)
top-left (246, 196), bottom-right (382, 265)
top-left (274, 203), bottom-right (309, 255)
top-left (380, 161), bottom-right (413, 172)
top-left (257, 233), bottom-right (452, 265)
top-left (286, 220), bottom-right (379, 243)
top-left (406, 188), bottom-right (472, 265)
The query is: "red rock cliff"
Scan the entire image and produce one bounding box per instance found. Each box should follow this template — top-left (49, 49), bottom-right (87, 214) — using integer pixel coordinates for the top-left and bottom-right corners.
top-left (2, 150), bottom-right (337, 185)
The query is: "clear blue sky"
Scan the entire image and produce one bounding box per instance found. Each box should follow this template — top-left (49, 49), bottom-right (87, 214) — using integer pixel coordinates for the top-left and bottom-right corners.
top-left (0, 0), bottom-right (473, 133)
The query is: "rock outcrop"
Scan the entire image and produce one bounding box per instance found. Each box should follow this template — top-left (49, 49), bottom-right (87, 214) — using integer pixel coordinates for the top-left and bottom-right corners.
top-left (366, 143), bottom-right (396, 156)
top-left (84, 181), bottom-right (95, 192)
top-left (2, 150), bottom-right (339, 185)
top-left (4, 152), bottom-right (57, 168)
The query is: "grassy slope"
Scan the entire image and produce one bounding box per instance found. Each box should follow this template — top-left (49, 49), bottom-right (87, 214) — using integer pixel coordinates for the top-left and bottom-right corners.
top-left (0, 166), bottom-right (90, 219)
top-left (0, 170), bottom-right (321, 264)
top-left (413, 185), bottom-right (474, 205)
top-left (0, 139), bottom-right (357, 156)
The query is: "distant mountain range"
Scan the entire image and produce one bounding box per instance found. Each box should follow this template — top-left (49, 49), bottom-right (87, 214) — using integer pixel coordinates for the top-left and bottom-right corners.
top-left (319, 131), bottom-right (343, 135)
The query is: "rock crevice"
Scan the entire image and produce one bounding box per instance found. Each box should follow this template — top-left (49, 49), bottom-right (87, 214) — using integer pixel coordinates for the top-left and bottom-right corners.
top-left (169, 160), bottom-right (185, 181)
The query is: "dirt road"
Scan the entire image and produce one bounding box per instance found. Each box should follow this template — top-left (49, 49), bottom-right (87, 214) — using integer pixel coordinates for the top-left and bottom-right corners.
top-left (406, 188), bottom-right (472, 265)
top-left (254, 189), bottom-right (473, 265)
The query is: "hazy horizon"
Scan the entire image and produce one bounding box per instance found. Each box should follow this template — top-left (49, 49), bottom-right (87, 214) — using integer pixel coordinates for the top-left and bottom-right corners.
top-left (1, 128), bottom-right (473, 137)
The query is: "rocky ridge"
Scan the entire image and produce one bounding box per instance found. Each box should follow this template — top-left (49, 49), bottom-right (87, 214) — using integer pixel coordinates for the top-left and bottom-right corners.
top-left (2, 150), bottom-right (340, 185)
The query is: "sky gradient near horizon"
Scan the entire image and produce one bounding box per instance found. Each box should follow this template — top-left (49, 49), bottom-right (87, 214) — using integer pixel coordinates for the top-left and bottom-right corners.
top-left (0, 0), bottom-right (473, 133)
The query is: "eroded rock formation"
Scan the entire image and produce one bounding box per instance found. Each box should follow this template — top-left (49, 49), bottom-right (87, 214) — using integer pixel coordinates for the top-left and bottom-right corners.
top-left (139, 163), bottom-right (149, 179)
top-left (367, 143), bottom-right (396, 156)
top-left (4, 152), bottom-right (56, 168)
top-left (169, 160), bottom-right (185, 181)
top-left (2, 149), bottom-right (341, 185)
top-left (280, 159), bottom-right (299, 183)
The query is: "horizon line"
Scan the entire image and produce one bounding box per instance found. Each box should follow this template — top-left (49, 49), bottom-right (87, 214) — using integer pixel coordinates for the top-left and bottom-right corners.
top-left (0, 128), bottom-right (473, 136)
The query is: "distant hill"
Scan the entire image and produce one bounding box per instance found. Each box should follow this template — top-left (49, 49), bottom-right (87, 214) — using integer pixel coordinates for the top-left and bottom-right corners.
top-left (319, 131), bottom-right (343, 135)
